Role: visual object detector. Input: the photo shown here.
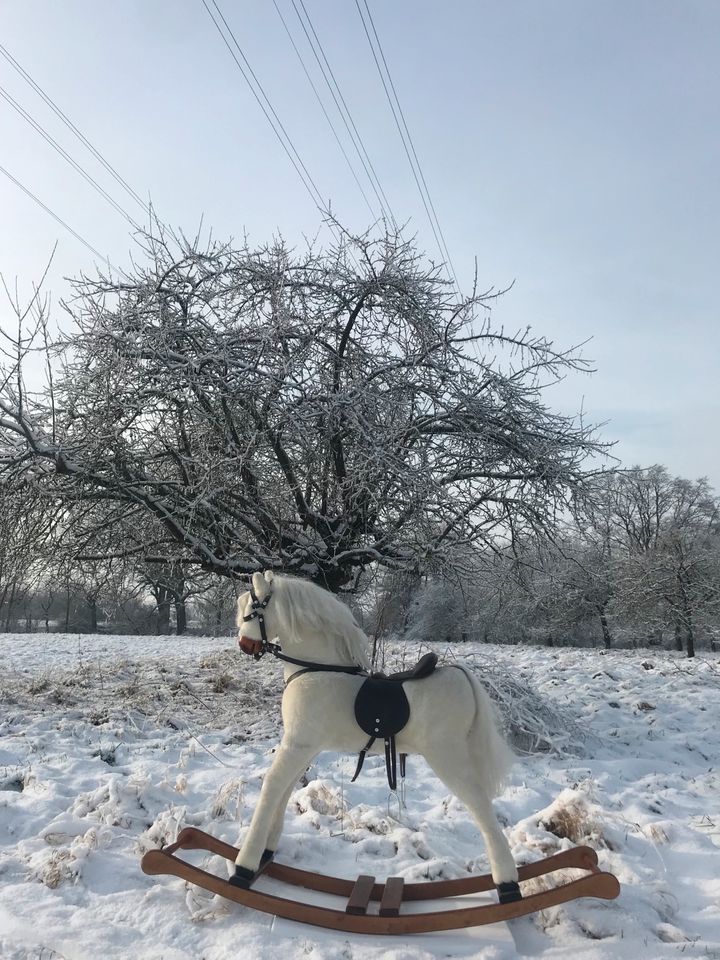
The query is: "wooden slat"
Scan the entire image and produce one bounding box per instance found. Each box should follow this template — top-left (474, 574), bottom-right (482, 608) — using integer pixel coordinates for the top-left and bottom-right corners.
top-left (379, 877), bottom-right (404, 917)
top-left (346, 875), bottom-right (376, 915)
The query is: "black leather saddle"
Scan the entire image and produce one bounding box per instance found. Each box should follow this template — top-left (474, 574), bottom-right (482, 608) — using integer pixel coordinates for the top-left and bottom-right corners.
top-left (352, 652), bottom-right (438, 790)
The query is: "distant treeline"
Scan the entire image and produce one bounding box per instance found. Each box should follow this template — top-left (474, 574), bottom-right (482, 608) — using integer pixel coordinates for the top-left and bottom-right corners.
top-left (2, 466), bottom-right (718, 657)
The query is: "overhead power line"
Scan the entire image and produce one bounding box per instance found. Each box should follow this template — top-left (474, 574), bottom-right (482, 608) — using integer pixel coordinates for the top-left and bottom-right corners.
top-left (354, 0), bottom-right (460, 293)
top-left (0, 163), bottom-right (111, 265)
top-left (271, 0), bottom-right (378, 223)
top-left (201, 0), bottom-right (361, 267)
top-left (201, 0), bottom-right (329, 215)
top-left (0, 41), bottom-right (151, 217)
top-left (0, 84), bottom-right (141, 230)
top-left (289, 0), bottom-right (397, 227)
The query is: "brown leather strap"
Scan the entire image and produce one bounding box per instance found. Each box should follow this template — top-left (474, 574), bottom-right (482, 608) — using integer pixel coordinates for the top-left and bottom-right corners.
top-left (351, 736), bottom-right (376, 782)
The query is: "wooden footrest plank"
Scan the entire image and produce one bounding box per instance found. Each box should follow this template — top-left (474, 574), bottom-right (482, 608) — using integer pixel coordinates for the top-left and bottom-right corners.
top-left (346, 875), bottom-right (376, 915)
top-left (379, 877), bottom-right (404, 917)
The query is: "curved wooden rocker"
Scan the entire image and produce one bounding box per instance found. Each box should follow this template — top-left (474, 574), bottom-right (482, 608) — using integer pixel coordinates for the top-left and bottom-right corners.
top-left (141, 827), bottom-right (620, 935)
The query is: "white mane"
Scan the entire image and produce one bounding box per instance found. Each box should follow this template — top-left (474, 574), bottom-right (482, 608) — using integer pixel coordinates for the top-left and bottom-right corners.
top-left (271, 575), bottom-right (371, 670)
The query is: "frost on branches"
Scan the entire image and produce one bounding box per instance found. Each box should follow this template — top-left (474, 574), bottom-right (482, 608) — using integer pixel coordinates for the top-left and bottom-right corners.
top-left (1, 223), bottom-right (604, 590)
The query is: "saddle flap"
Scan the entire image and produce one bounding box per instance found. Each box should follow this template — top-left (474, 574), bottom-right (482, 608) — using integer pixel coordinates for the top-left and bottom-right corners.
top-left (354, 677), bottom-right (410, 739)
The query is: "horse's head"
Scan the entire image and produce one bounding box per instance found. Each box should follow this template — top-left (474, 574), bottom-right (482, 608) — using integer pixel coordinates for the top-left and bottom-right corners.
top-left (236, 571), bottom-right (371, 669)
top-left (237, 570), bottom-right (275, 657)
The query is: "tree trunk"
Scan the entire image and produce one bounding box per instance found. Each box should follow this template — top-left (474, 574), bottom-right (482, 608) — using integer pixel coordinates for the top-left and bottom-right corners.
top-left (39, 592), bottom-right (53, 634)
top-left (0, 582), bottom-right (7, 629)
top-left (4, 580), bottom-right (17, 631)
top-left (174, 595), bottom-right (187, 635)
top-left (674, 619), bottom-right (684, 652)
top-left (678, 576), bottom-right (695, 659)
top-left (156, 585), bottom-right (171, 635)
top-left (681, 602), bottom-right (695, 659)
top-left (87, 596), bottom-right (98, 633)
top-left (597, 604), bottom-right (613, 650)
top-left (312, 566), bottom-right (352, 593)
top-left (685, 622), bottom-right (695, 659)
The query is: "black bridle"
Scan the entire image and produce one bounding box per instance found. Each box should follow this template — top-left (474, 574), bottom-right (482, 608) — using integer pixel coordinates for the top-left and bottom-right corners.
top-left (242, 585), bottom-right (364, 678)
top-left (242, 585), bottom-right (274, 659)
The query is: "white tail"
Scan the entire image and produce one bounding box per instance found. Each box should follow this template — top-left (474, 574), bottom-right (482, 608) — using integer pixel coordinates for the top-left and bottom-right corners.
top-left (453, 665), bottom-right (515, 798)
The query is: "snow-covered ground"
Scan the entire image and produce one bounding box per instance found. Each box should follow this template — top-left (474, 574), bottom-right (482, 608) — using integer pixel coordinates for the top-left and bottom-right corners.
top-left (1, 633), bottom-right (718, 960)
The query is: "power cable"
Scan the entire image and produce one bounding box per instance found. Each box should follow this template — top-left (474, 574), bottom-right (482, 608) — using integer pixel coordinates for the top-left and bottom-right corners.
top-left (0, 84), bottom-right (141, 230)
top-left (271, 0), bottom-right (378, 223)
top-left (292, 0), bottom-right (397, 226)
top-left (201, 0), bottom-right (328, 214)
top-left (0, 42), bottom-right (151, 217)
top-left (201, 0), bottom-right (361, 268)
top-left (355, 0), bottom-right (460, 293)
top-left (0, 163), bottom-right (112, 265)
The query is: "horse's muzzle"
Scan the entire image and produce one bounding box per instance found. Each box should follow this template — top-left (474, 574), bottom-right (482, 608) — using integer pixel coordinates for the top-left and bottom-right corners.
top-left (239, 636), bottom-right (263, 657)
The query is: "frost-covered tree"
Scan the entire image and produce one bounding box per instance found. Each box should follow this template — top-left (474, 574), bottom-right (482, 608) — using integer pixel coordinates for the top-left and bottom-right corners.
top-left (0, 478), bottom-right (56, 630)
top-left (474, 542), bottom-right (601, 649)
top-left (575, 466), bottom-right (720, 656)
top-left (192, 575), bottom-right (239, 635)
top-left (403, 575), bottom-right (467, 644)
top-left (1, 223), bottom-right (604, 591)
top-left (51, 498), bottom-right (204, 634)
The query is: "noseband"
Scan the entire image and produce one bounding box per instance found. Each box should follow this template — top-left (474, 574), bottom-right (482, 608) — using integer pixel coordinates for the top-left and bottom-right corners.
top-left (242, 586), bottom-right (274, 659)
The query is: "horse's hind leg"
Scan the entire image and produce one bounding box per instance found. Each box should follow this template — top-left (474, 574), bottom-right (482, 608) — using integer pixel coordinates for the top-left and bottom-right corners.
top-left (232, 742), bottom-right (315, 884)
top-left (423, 747), bottom-right (519, 889)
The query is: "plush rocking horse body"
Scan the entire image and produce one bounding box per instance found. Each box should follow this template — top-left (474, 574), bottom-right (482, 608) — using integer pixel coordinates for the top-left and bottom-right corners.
top-left (232, 570), bottom-right (521, 902)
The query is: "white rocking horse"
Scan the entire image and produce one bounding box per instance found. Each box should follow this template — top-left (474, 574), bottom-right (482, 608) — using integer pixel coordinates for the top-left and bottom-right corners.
top-left (232, 570), bottom-right (521, 903)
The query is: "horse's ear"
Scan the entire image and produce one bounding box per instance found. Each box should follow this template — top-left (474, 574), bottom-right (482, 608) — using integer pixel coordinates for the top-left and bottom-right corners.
top-left (252, 571), bottom-right (266, 595)
top-left (264, 570), bottom-right (274, 584)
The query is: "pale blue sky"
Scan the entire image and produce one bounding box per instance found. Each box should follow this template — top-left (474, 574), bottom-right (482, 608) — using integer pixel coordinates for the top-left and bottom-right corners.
top-left (2, 1), bottom-right (719, 486)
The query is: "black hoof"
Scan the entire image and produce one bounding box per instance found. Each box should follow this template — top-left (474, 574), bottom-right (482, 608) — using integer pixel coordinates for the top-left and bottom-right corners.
top-left (228, 865), bottom-right (255, 889)
top-left (260, 848), bottom-right (275, 866)
top-left (496, 880), bottom-right (522, 904)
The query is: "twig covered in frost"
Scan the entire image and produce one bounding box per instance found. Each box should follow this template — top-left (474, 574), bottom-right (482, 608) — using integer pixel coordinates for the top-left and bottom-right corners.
top-left (451, 649), bottom-right (592, 755)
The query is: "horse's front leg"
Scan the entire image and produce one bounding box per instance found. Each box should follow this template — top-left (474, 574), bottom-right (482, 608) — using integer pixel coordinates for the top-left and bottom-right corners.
top-left (265, 778), bottom-right (299, 855)
top-left (232, 742), bottom-right (315, 886)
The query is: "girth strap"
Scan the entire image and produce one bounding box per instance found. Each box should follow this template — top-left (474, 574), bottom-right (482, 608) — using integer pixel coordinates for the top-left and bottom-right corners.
top-left (385, 736), bottom-right (399, 791)
top-left (351, 735), bottom-right (401, 791)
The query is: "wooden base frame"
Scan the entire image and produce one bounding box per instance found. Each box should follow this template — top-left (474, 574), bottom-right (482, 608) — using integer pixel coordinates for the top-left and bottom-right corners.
top-left (141, 827), bottom-right (620, 935)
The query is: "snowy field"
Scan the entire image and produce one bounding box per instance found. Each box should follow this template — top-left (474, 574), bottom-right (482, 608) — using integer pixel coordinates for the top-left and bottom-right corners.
top-left (1, 633), bottom-right (719, 960)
